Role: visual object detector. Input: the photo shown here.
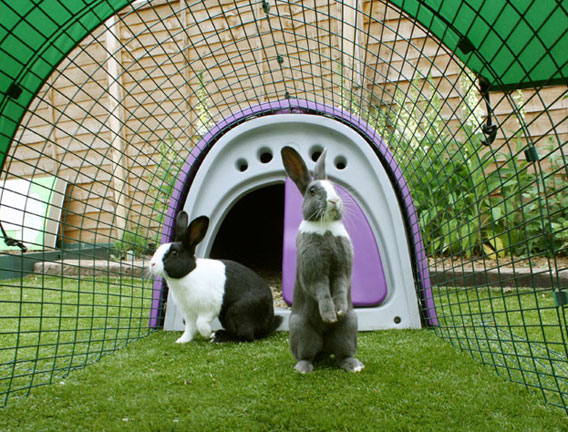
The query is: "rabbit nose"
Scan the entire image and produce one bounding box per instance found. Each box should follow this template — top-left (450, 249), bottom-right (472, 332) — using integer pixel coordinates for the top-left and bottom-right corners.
top-left (328, 199), bottom-right (338, 206)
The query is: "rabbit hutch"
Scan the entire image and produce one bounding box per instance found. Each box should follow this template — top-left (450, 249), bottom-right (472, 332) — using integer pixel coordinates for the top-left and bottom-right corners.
top-left (1, 0), bottom-right (567, 415)
top-left (157, 100), bottom-right (430, 332)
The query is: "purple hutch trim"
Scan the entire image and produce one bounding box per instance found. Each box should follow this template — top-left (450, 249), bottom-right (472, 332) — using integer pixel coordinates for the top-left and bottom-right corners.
top-left (148, 99), bottom-right (437, 328)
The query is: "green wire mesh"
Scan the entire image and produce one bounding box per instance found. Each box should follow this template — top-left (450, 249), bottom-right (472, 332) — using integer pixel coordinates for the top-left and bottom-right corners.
top-left (0, 0), bottom-right (567, 412)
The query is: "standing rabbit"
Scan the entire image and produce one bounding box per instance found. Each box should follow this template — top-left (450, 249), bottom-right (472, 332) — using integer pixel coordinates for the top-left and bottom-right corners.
top-left (281, 146), bottom-right (364, 373)
top-left (149, 211), bottom-right (282, 343)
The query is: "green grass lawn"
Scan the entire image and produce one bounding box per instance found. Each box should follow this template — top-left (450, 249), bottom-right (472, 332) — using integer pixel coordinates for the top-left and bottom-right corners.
top-left (2, 330), bottom-right (568, 432)
top-left (0, 276), bottom-right (154, 405)
top-left (433, 286), bottom-right (568, 409)
top-left (2, 276), bottom-right (568, 430)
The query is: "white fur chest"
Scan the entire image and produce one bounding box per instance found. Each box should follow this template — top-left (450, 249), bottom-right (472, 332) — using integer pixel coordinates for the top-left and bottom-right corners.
top-left (299, 220), bottom-right (350, 239)
top-left (166, 259), bottom-right (226, 317)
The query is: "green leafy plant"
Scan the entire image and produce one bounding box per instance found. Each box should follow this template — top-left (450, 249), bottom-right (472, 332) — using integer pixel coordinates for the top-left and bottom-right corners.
top-left (510, 139), bottom-right (568, 257)
top-left (113, 134), bottom-right (182, 259)
top-left (113, 229), bottom-right (155, 259)
top-left (146, 134), bottom-right (183, 246)
top-left (382, 73), bottom-right (492, 257)
top-left (114, 71), bottom-right (212, 259)
top-left (196, 70), bottom-right (213, 137)
top-left (373, 71), bottom-right (568, 259)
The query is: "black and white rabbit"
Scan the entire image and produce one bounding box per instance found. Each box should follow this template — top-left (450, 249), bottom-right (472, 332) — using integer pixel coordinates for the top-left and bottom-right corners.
top-left (149, 211), bottom-right (282, 343)
top-left (281, 146), bottom-right (364, 373)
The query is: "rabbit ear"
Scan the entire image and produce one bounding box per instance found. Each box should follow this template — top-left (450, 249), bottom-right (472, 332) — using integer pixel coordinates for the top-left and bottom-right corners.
top-left (313, 148), bottom-right (327, 180)
top-left (281, 146), bottom-right (311, 195)
top-left (185, 215), bottom-right (209, 251)
top-left (175, 211), bottom-right (189, 242)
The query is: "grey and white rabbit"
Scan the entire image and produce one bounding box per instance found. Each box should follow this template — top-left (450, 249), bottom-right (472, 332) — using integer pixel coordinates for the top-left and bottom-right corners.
top-left (149, 211), bottom-right (282, 343)
top-left (281, 146), bottom-right (364, 373)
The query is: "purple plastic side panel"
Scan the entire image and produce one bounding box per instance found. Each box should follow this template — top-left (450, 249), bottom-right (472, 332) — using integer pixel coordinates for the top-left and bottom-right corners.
top-left (148, 99), bottom-right (437, 328)
top-left (282, 180), bottom-right (387, 307)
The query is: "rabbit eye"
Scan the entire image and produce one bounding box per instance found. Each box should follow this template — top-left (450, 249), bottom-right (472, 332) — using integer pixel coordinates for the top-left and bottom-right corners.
top-left (170, 250), bottom-right (178, 257)
top-left (309, 186), bottom-right (316, 195)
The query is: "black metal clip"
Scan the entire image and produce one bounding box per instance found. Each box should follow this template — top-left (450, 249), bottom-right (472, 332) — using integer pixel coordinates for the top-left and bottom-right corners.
top-left (554, 291), bottom-right (568, 308)
top-left (0, 220), bottom-right (27, 252)
top-left (479, 77), bottom-right (497, 146)
top-left (524, 145), bottom-right (540, 163)
top-left (7, 83), bottom-right (23, 100)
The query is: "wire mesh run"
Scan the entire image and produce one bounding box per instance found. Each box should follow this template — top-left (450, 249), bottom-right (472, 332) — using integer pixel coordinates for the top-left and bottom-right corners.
top-left (0, 0), bottom-right (567, 412)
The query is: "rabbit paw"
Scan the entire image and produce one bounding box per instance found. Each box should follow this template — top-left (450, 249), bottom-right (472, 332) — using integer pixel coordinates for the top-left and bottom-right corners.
top-left (175, 334), bottom-right (193, 344)
top-left (335, 304), bottom-right (347, 317)
top-left (334, 296), bottom-right (349, 317)
top-left (339, 357), bottom-right (365, 373)
top-left (294, 360), bottom-right (314, 374)
top-left (319, 300), bottom-right (338, 323)
top-left (196, 319), bottom-right (212, 339)
top-left (321, 310), bottom-right (338, 324)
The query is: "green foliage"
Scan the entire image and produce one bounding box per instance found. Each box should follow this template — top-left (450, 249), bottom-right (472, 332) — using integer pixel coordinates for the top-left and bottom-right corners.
top-left (147, 134), bottom-right (181, 237)
top-left (375, 72), bottom-right (568, 258)
top-left (338, 61), bottom-right (362, 119)
top-left (490, 139), bottom-right (567, 257)
top-left (113, 229), bottom-right (154, 258)
top-left (113, 134), bottom-right (182, 258)
top-left (114, 69), bottom-right (212, 259)
top-left (196, 70), bottom-right (213, 136)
